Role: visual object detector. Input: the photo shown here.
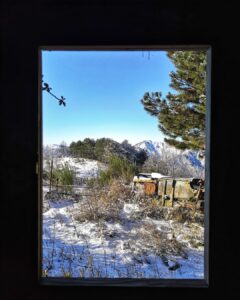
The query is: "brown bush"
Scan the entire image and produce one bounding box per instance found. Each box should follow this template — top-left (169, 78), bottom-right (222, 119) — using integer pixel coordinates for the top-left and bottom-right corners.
top-left (131, 194), bottom-right (166, 220)
top-left (131, 192), bottom-right (204, 224)
top-left (74, 179), bottom-right (133, 222)
top-left (137, 222), bottom-right (185, 257)
top-left (165, 204), bottom-right (204, 224)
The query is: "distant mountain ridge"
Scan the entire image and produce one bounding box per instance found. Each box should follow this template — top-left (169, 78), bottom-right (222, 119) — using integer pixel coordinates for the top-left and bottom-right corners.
top-left (43, 139), bottom-right (205, 173)
top-left (134, 140), bottom-right (204, 170)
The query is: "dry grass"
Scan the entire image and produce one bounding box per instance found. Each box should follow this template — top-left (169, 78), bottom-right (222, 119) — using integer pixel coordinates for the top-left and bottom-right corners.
top-left (131, 191), bottom-right (204, 224)
top-left (73, 179), bottom-right (204, 226)
top-left (43, 179), bottom-right (204, 278)
top-left (74, 179), bottom-right (133, 222)
top-left (137, 222), bottom-right (185, 258)
top-left (165, 203), bottom-right (204, 224)
top-left (130, 193), bottom-right (166, 220)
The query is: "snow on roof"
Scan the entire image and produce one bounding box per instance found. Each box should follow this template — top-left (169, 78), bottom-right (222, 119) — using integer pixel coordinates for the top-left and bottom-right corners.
top-left (150, 172), bottom-right (169, 179)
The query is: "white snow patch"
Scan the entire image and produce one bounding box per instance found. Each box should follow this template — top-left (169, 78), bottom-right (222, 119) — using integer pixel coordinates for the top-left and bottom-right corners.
top-left (122, 203), bottom-right (139, 216)
top-left (42, 199), bottom-right (204, 278)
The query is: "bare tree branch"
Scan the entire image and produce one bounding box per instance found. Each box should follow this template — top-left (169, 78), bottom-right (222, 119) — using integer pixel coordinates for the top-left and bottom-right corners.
top-left (42, 77), bottom-right (66, 106)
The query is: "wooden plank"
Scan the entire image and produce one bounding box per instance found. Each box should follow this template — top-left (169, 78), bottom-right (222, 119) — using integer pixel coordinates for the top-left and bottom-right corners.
top-left (144, 182), bottom-right (157, 195)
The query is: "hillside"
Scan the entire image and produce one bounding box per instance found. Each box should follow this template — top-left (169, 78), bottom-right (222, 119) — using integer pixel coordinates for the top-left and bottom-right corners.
top-left (134, 140), bottom-right (205, 172)
top-left (43, 138), bottom-right (205, 179)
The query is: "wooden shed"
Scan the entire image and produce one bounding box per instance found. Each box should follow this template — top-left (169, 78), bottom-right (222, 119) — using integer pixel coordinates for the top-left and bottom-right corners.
top-left (158, 177), bottom-right (204, 207)
top-left (133, 173), bottom-right (204, 207)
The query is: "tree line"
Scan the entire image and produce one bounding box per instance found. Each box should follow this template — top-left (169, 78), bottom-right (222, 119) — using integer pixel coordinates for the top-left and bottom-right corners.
top-left (69, 138), bottom-right (147, 166)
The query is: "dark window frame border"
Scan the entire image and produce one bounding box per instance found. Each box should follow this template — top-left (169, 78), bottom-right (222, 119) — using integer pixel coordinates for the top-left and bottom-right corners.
top-left (38, 45), bottom-right (211, 288)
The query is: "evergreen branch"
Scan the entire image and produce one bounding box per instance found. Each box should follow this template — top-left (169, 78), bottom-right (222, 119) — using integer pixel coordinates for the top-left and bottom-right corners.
top-left (140, 51), bottom-right (207, 151)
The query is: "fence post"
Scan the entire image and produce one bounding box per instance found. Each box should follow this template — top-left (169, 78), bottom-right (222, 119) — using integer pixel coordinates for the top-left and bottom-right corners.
top-left (49, 158), bottom-right (53, 193)
top-left (162, 179), bottom-right (167, 206)
top-left (170, 179), bottom-right (176, 207)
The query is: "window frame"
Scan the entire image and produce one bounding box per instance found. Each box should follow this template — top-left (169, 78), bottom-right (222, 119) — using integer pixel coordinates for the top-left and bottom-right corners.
top-left (38, 45), bottom-right (211, 287)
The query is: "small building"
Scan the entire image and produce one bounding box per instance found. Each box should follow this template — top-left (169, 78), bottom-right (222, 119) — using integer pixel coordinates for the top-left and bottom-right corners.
top-left (158, 177), bottom-right (204, 207)
top-left (133, 173), bottom-right (204, 207)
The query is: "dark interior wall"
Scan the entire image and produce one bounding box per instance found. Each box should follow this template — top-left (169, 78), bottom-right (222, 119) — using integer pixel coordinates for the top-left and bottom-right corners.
top-left (0, 1), bottom-right (238, 299)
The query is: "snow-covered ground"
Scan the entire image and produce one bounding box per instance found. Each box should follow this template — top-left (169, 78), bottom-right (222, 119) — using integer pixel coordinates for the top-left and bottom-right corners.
top-left (42, 199), bottom-right (204, 278)
top-left (42, 157), bottom-right (204, 279)
top-left (43, 157), bottom-right (106, 179)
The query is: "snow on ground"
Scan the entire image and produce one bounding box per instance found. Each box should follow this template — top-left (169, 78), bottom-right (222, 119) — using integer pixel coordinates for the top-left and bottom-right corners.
top-left (42, 199), bottom-right (204, 278)
top-left (42, 157), bottom-right (204, 279)
top-left (43, 156), bottom-right (106, 179)
top-left (43, 157), bottom-right (107, 196)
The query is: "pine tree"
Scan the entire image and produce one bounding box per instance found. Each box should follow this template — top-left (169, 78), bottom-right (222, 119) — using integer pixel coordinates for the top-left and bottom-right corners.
top-left (141, 51), bottom-right (207, 150)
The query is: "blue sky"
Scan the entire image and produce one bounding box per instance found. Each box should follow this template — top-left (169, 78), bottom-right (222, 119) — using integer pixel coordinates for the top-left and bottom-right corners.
top-left (42, 50), bottom-right (175, 146)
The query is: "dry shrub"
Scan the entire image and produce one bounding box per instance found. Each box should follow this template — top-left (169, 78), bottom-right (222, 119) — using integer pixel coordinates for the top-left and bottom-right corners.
top-left (74, 179), bottom-right (133, 222)
top-left (101, 179), bottom-right (133, 204)
top-left (137, 222), bottom-right (185, 257)
top-left (132, 192), bottom-right (204, 224)
top-left (166, 204), bottom-right (204, 224)
top-left (131, 194), bottom-right (166, 220)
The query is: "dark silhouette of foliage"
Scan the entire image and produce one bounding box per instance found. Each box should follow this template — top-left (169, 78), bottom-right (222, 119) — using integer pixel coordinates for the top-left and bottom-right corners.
top-left (42, 76), bottom-right (66, 106)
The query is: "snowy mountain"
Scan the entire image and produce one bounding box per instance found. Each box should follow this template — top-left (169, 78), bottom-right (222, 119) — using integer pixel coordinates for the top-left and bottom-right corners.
top-left (134, 140), bottom-right (205, 170)
top-left (134, 140), bottom-right (176, 156)
top-left (43, 139), bottom-right (204, 175)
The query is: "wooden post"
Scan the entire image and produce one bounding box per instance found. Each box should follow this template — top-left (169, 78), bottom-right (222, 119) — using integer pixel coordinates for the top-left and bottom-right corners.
top-left (162, 179), bottom-right (167, 206)
top-left (49, 158), bottom-right (53, 193)
top-left (170, 179), bottom-right (176, 207)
